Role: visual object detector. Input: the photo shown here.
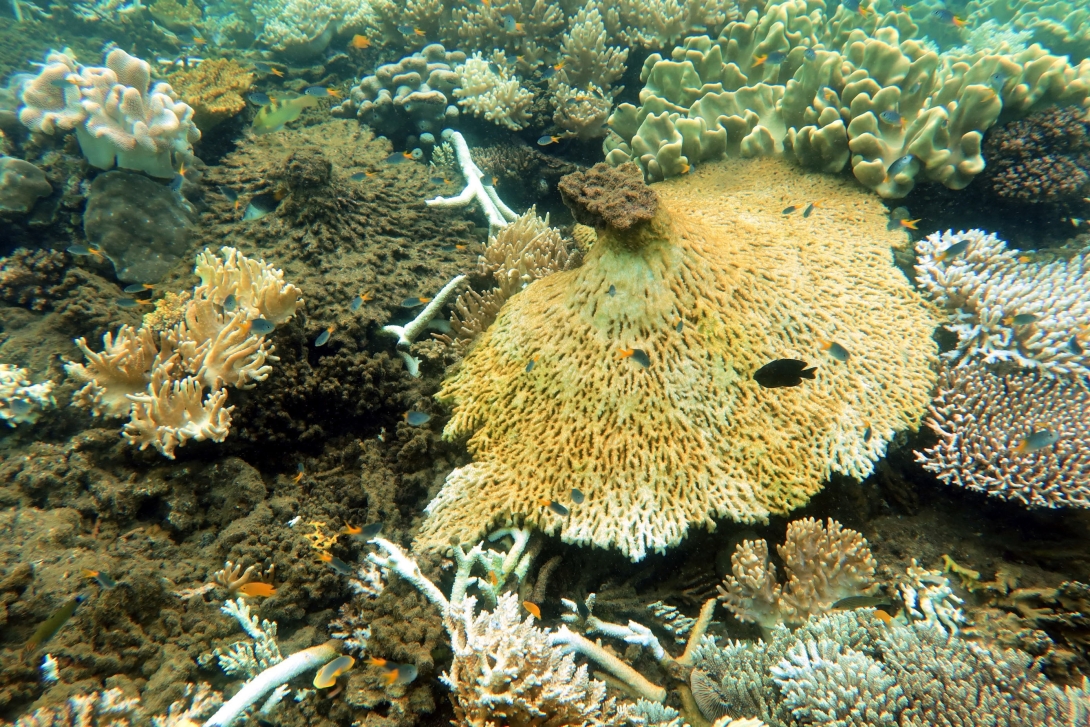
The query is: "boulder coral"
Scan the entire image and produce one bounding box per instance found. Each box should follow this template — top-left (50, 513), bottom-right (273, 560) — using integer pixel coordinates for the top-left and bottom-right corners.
top-left (420, 157), bottom-right (939, 561)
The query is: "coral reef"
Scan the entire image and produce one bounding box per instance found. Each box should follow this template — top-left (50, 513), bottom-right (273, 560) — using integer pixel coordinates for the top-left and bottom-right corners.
top-left (917, 362), bottom-right (1090, 509)
top-left (251, 0), bottom-right (374, 58)
top-left (18, 48), bottom-right (200, 178)
top-left (454, 52), bottom-right (533, 131)
top-left (0, 363), bottom-right (55, 426)
top-left (83, 170), bottom-right (195, 283)
top-left (915, 229), bottom-right (1090, 377)
top-left (64, 246), bottom-right (302, 458)
top-left (0, 156), bottom-right (50, 213)
top-left (426, 131), bottom-right (518, 229)
top-left (604, 0), bottom-right (1090, 196)
top-left (167, 59), bottom-right (253, 130)
top-left (717, 518), bottom-right (878, 631)
top-left (0, 249), bottom-right (68, 312)
top-left (420, 157), bottom-right (938, 561)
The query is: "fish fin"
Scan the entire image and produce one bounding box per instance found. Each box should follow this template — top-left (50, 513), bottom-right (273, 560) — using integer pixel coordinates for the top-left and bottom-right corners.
top-left (801, 367), bottom-right (817, 379)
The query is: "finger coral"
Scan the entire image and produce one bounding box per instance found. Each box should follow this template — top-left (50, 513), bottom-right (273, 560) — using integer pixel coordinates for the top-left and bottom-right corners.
top-left (914, 229), bottom-right (1090, 377)
top-left (65, 247), bottom-right (302, 458)
top-left (916, 362), bottom-right (1090, 509)
top-left (421, 157), bottom-right (938, 561)
top-left (18, 48), bottom-right (201, 179)
top-left (717, 518), bottom-right (878, 631)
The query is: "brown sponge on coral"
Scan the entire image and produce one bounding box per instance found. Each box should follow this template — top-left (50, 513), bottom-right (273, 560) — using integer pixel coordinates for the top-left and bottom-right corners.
top-left (558, 162), bottom-right (657, 232)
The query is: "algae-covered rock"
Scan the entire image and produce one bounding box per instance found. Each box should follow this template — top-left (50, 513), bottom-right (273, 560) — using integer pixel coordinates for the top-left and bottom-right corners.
top-left (83, 171), bottom-right (195, 283)
top-left (0, 157), bottom-right (51, 213)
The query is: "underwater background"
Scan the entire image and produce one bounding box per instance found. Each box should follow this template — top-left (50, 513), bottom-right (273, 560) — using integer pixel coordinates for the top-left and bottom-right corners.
top-left (1, 0), bottom-right (1089, 725)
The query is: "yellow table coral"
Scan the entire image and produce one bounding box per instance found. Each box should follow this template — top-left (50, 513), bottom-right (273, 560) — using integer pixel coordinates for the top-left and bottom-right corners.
top-left (420, 158), bottom-right (939, 561)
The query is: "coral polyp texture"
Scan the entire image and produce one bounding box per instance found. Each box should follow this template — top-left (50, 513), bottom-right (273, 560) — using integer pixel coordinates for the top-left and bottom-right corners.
top-left (603, 0), bottom-right (1090, 197)
top-left (421, 157), bottom-right (938, 560)
top-left (915, 229), bottom-right (1090, 377)
top-left (982, 105), bottom-right (1090, 205)
top-left (916, 363), bottom-right (1090, 509)
top-left (65, 247), bottom-right (303, 457)
top-left (717, 518), bottom-right (878, 631)
top-left (18, 48), bottom-right (200, 179)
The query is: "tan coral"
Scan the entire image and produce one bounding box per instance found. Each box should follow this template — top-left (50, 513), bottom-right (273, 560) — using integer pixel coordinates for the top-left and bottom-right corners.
top-left (421, 157), bottom-right (938, 561)
top-left (123, 372), bottom-right (233, 459)
top-left (65, 325), bottom-right (165, 417)
top-left (717, 518), bottom-right (878, 629)
top-left (194, 246), bottom-right (303, 326)
top-left (168, 59), bottom-right (254, 130)
top-left (174, 298), bottom-right (277, 390)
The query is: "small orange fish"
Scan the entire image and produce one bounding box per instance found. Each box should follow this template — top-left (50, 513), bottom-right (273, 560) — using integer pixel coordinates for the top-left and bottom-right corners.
top-left (618, 348), bottom-right (635, 359)
top-left (873, 609), bottom-right (892, 625)
top-left (342, 523), bottom-right (362, 536)
top-left (413, 27), bottom-right (425, 36)
top-left (360, 292), bottom-right (374, 302)
top-left (293, 463), bottom-right (304, 483)
top-left (679, 162), bottom-right (691, 174)
top-left (192, 36), bottom-right (207, 45)
top-left (554, 60), bottom-right (565, 71)
top-left (270, 68), bottom-right (284, 77)
top-left (1018, 255), bottom-right (1032, 263)
top-left (952, 15), bottom-right (966, 27)
top-left (752, 54), bottom-right (768, 67)
top-left (326, 88), bottom-right (342, 98)
top-left (369, 656), bottom-right (388, 667)
top-left (899, 218), bottom-right (921, 230)
top-left (454, 244), bottom-right (467, 250)
top-left (237, 582), bottom-right (277, 597)
top-left (349, 34), bottom-right (371, 49)
top-left (418, 296), bottom-right (432, 304)
top-left (522, 600), bottom-right (541, 619)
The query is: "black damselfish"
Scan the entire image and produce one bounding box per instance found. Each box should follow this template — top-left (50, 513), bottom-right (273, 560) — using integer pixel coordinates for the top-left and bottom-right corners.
top-left (753, 359), bottom-right (817, 388)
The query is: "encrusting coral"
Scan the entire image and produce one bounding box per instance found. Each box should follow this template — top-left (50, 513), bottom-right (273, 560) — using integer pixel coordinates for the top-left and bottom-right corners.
top-left (167, 59), bottom-right (254, 130)
top-left (64, 247), bottom-right (303, 458)
top-left (916, 362), bottom-right (1090, 510)
top-left (717, 518), bottom-right (878, 632)
top-left (18, 48), bottom-right (201, 179)
top-left (914, 228), bottom-right (1090, 377)
top-left (421, 156), bottom-right (938, 561)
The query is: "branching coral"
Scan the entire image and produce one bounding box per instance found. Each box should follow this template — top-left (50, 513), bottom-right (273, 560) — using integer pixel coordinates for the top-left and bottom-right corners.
top-left (982, 105), bottom-right (1090, 206)
top-left (915, 229), bottom-right (1090, 377)
top-left (18, 48), bottom-right (201, 178)
top-left (916, 362), bottom-right (1090, 509)
top-left (0, 364), bottom-right (55, 426)
top-left (717, 518), bottom-right (878, 632)
top-left (65, 247), bottom-right (301, 457)
top-left (454, 52), bottom-right (533, 131)
top-left (10, 685), bottom-right (221, 727)
top-left (421, 157), bottom-right (938, 561)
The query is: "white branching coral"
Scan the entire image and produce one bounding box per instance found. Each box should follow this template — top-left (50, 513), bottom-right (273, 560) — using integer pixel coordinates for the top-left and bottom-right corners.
top-left (18, 48), bottom-right (200, 179)
top-left (915, 229), bottom-right (1090, 377)
top-left (916, 362), bottom-right (1090, 509)
top-left (717, 518), bottom-right (878, 632)
top-left (0, 364), bottom-right (55, 426)
top-left (202, 597), bottom-right (285, 678)
top-left (9, 684), bottom-right (221, 727)
top-left (454, 53), bottom-right (533, 131)
top-left (65, 247), bottom-right (301, 458)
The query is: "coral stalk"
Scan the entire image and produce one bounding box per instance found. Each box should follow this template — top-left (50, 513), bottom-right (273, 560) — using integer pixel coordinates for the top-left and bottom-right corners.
top-left (381, 274), bottom-right (466, 376)
top-left (548, 626), bottom-right (667, 703)
top-left (202, 641), bottom-right (340, 727)
top-left (425, 132), bottom-right (517, 229)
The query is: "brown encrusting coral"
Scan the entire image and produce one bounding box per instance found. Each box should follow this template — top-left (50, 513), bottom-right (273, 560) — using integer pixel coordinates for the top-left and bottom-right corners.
top-left (0, 249), bottom-right (68, 312)
top-left (167, 59), bottom-right (254, 130)
top-left (558, 162), bottom-right (657, 232)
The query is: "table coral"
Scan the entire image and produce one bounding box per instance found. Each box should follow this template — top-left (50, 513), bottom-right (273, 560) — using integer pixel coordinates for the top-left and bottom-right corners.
top-left (168, 59), bottom-right (253, 131)
top-left (916, 362), bottom-right (1090, 509)
top-left (915, 228), bottom-right (1090, 377)
top-left (18, 48), bottom-right (200, 179)
top-left (420, 157), bottom-right (938, 561)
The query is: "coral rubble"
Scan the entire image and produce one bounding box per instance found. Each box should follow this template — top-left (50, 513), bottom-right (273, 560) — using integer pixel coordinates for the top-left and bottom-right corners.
top-left (420, 157), bottom-right (938, 560)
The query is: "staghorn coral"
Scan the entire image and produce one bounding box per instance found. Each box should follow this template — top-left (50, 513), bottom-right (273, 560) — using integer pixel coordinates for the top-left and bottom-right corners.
top-left (18, 48), bottom-right (201, 179)
top-left (64, 247), bottom-right (301, 458)
top-left (454, 52), bottom-right (534, 131)
top-left (914, 229), bottom-right (1090, 377)
top-left (558, 162), bottom-right (658, 232)
top-left (916, 362), bottom-right (1090, 510)
top-left (167, 59), bottom-right (253, 131)
top-left (982, 105), bottom-right (1090, 206)
top-left (420, 157), bottom-right (938, 561)
top-left (0, 364), bottom-right (55, 427)
top-left (717, 518), bottom-right (878, 631)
